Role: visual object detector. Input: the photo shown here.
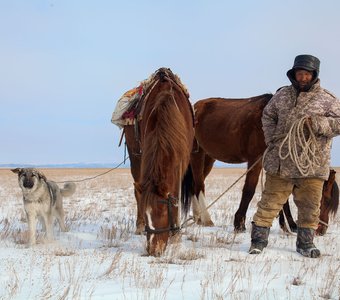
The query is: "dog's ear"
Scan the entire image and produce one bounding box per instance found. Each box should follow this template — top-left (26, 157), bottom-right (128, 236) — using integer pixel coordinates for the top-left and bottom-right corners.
top-left (36, 170), bottom-right (47, 181)
top-left (11, 168), bottom-right (21, 174)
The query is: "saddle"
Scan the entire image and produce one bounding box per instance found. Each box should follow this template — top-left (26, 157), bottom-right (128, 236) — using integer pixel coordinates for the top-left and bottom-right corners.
top-left (121, 85), bottom-right (144, 125)
top-left (112, 76), bottom-right (155, 128)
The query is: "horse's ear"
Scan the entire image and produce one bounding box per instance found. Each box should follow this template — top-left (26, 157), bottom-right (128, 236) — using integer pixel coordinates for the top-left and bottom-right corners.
top-left (11, 168), bottom-right (21, 174)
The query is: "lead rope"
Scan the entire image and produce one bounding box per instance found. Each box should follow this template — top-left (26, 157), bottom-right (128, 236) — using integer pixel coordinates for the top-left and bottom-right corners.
top-left (56, 157), bottom-right (129, 184)
top-left (278, 117), bottom-right (322, 176)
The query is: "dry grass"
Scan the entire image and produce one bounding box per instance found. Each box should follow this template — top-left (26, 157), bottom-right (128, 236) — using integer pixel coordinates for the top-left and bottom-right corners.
top-left (0, 167), bottom-right (339, 299)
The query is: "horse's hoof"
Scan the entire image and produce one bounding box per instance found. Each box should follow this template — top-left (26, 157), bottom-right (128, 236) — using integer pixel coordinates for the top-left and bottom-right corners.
top-left (196, 219), bottom-right (214, 227)
top-left (201, 220), bottom-right (214, 227)
top-left (280, 225), bottom-right (289, 233)
top-left (135, 224), bottom-right (145, 235)
top-left (316, 227), bottom-right (327, 236)
top-left (205, 220), bottom-right (215, 227)
top-left (290, 227), bottom-right (298, 233)
top-left (234, 226), bottom-right (246, 233)
top-left (234, 215), bottom-right (246, 232)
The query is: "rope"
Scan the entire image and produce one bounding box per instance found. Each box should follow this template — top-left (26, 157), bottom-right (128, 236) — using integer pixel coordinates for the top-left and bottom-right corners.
top-left (206, 157), bottom-right (262, 210)
top-left (56, 157), bottom-right (129, 184)
top-left (281, 209), bottom-right (297, 236)
top-left (278, 116), bottom-right (322, 176)
top-left (318, 219), bottom-right (329, 227)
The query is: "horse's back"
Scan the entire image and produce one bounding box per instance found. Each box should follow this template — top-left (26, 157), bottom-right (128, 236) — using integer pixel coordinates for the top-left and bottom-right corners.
top-left (195, 94), bottom-right (272, 117)
top-left (194, 94), bottom-right (272, 163)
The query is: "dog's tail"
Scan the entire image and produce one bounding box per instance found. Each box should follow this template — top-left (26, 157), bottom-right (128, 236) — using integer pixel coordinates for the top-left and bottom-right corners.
top-left (60, 182), bottom-right (76, 197)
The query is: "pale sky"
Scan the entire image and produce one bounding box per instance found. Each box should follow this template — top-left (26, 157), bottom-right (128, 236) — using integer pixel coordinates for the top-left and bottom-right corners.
top-left (1, 1), bottom-right (340, 166)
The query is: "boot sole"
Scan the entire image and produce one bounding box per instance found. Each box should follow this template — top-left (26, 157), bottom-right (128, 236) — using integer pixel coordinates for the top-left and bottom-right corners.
top-left (297, 248), bottom-right (321, 258)
top-left (249, 248), bottom-right (262, 254)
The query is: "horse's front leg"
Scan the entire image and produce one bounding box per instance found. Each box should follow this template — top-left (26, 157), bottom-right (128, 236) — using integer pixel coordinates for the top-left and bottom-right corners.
top-left (134, 185), bottom-right (145, 234)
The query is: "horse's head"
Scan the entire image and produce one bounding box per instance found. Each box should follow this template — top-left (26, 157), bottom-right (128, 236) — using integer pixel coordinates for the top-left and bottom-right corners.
top-left (317, 169), bottom-right (339, 235)
top-left (137, 183), bottom-right (180, 256)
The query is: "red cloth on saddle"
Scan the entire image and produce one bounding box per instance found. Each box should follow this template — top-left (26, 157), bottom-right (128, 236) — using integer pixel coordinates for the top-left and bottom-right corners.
top-left (122, 109), bottom-right (136, 119)
top-left (121, 84), bottom-right (144, 120)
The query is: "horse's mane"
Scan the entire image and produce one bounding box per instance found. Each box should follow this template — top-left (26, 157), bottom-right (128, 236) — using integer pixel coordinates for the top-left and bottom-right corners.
top-left (203, 93), bottom-right (273, 109)
top-left (249, 93), bottom-right (273, 102)
top-left (222, 93), bottom-right (273, 102)
top-left (141, 90), bottom-right (191, 204)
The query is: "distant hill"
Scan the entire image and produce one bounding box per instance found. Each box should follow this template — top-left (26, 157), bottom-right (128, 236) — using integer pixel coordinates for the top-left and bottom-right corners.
top-left (0, 161), bottom-right (246, 169)
top-left (0, 162), bottom-right (131, 169)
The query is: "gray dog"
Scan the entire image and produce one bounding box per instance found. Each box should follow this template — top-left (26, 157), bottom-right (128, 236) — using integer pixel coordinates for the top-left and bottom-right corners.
top-left (11, 168), bottom-right (76, 246)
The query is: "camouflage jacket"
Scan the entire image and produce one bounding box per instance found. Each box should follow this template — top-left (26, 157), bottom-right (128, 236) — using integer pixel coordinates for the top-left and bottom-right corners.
top-left (262, 80), bottom-right (340, 179)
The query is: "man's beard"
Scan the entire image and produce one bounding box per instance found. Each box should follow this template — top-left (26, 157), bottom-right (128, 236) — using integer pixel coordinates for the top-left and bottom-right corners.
top-left (297, 82), bottom-right (313, 92)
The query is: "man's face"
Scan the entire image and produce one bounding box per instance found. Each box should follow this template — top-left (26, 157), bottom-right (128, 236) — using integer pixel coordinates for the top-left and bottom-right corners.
top-left (295, 69), bottom-right (314, 89)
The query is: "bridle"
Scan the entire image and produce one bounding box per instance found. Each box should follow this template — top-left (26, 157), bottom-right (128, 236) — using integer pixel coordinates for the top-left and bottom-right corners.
top-left (144, 194), bottom-right (181, 235)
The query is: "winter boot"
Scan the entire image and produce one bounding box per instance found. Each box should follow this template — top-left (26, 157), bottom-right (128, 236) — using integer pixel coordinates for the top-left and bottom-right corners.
top-left (249, 222), bottom-right (270, 254)
top-left (296, 227), bottom-right (321, 258)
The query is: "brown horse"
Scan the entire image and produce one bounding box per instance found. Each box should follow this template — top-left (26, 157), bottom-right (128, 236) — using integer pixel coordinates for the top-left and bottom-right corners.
top-left (124, 68), bottom-right (194, 256)
top-left (317, 169), bottom-right (339, 235)
top-left (189, 94), bottom-right (271, 231)
top-left (189, 94), bottom-right (339, 232)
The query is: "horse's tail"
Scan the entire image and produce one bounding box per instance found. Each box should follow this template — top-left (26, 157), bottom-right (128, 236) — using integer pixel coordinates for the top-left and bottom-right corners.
top-left (330, 180), bottom-right (339, 218)
top-left (181, 164), bottom-right (194, 218)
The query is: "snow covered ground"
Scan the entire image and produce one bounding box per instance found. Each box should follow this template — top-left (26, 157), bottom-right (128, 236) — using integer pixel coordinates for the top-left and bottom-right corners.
top-left (0, 168), bottom-right (339, 300)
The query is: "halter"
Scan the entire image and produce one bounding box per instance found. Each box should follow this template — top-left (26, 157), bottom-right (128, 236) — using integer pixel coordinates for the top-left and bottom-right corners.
top-left (144, 194), bottom-right (181, 235)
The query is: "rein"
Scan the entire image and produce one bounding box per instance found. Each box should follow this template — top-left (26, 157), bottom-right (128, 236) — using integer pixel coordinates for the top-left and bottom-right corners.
top-left (144, 194), bottom-right (181, 235)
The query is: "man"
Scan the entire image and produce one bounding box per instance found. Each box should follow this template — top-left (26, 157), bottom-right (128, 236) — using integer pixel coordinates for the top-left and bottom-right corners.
top-left (249, 54), bottom-right (340, 258)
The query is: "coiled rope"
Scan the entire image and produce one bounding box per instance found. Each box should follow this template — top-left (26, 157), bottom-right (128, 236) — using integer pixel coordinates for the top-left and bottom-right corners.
top-left (278, 116), bottom-right (322, 176)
